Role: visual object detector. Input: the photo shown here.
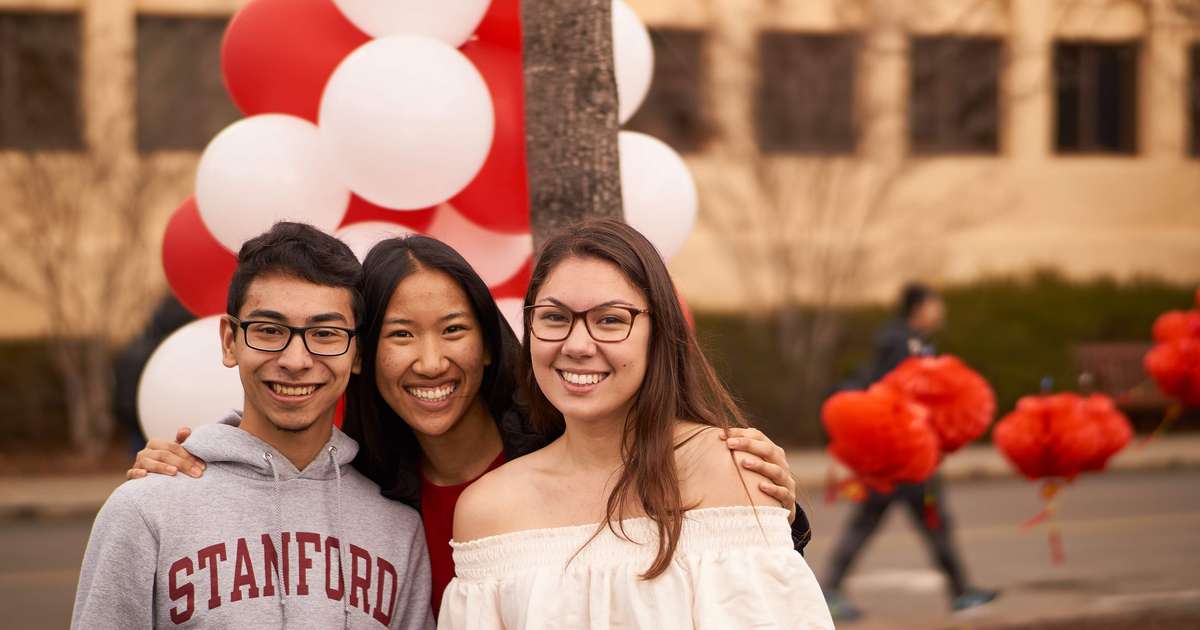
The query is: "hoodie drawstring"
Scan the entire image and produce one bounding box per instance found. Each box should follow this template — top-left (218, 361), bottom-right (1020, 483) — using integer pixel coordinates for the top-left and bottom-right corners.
top-left (264, 452), bottom-right (288, 629)
top-left (329, 445), bottom-right (351, 630)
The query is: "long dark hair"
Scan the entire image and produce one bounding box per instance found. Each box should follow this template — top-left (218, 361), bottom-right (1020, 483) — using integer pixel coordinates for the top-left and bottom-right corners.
top-left (342, 236), bottom-right (522, 506)
top-left (519, 219), bottom-right (751, 579)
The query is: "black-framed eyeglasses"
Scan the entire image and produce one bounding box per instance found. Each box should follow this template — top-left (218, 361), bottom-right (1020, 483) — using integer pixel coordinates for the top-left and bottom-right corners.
top-left (228, 318), bottom-right (358, 357)
top-left (523, 304), bottom-right (650, 343)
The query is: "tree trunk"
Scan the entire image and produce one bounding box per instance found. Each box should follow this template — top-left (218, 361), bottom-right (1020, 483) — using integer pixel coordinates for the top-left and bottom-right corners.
top-left (521, 0), bottom-right (624, 250)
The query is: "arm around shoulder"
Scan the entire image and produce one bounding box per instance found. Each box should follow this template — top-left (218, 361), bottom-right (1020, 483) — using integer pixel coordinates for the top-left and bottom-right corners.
top-left (682, 427), bottom-right (781, 511)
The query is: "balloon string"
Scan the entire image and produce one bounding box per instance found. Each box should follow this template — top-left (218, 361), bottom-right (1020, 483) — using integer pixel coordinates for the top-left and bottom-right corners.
top-left (1141, 402), bottom-right (1183, 446)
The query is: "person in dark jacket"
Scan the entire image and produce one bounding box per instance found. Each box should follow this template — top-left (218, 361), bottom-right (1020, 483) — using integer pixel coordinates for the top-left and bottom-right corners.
top-left (129, 235), bottom-right (811, 615)
top-left (823, 283), bottom-right (997, 620)
top-left (111, 295), bottom-right (194, 454)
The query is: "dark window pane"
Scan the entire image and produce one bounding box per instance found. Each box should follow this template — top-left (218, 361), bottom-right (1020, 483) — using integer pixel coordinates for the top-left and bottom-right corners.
top-left (625, 28), bottom-right (709, 153)
top-left (137, 16), bottom-right (240, 152)
top-left (756, 32), bottom-right (859, 154)
top-left (910, 36), bottom-right (1000, 154)
top-left (1054, 41), bottom-right (1139, 154)
top-left (1190, 44), bottom-right (1199, 157)
top-left (0, 12), bottom-right (83, 150)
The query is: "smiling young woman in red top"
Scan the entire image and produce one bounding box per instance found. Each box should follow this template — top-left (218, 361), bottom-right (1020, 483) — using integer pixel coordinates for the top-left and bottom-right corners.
top-left (128, 235), bottom-right (808, 615)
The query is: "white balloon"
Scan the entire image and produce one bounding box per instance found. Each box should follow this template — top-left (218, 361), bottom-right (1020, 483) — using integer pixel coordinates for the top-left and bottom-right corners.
top-left (613, 0), bottom-right (654, 124)
top-left (196, 115), bottom-right (349, 253)
top-left (618, 131), bottom-right (698, 260)
top-left (320, 36), bottom-right (494, 210)
top-left (495, 297), bottom-right (525, 341)
top-left (426, 203), bottom-right (532, 287)
top-left (331, 0), bottom-right (489, 46)
top-left (138, 316), bottom-right (244, 442)
top-left (336, 221), bottom-right (422, 263)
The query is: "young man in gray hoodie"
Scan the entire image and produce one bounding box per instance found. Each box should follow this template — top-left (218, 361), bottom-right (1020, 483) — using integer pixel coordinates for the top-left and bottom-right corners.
top-left (72, 222), bottom-right (434, 629)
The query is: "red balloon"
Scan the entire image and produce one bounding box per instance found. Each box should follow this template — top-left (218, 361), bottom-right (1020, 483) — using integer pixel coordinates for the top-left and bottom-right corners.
top-left (993, 393), bottom-right (1107, 481)
top-left (341, 194), bottom-right (437, 234)
top-left (222, 0), bottom-right (369, 123)
top-left (163, 197), bottom-right (238, 317)
top-left (475, 0), bottom-right (521, 49)
top-left (453, 41), bottom-right (529, 233)
top-left (1145, 338), bottom-right (1200, 407)
top-left (822, 383), bottom-right (940, 493)
top-left (883, 355), bottom-right (996, 454)
top-left (489, 256), bottom-right (532, 299)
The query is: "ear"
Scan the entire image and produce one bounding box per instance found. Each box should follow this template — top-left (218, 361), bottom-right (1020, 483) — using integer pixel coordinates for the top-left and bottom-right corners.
top-left (483, 345), bottom-right (492, 368)
top-left (351, 343), bottom-right (363, 375)
top-left (219, 317), bottom-right (239, 368)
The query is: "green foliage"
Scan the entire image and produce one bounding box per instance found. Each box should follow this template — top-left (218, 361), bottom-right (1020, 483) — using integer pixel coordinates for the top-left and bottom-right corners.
top-left (694, 273), bottom-right (1195, 445)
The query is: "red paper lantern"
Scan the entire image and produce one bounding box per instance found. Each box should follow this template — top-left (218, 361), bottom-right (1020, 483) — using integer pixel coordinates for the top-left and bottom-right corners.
top-left (1151, 310), bottom-right (1200, 344)
top-left (822, 383), bottom-right (940, 493)
top-left (993, 393), bottom-right (1108, 481)
top-left (452, 41), bottom-right (530, 233)
top-left (1077, 394), bottom-right (1133, 472)
top-left (883, 355), bottom-right (996, 454)
top-left (162, 197), bottom-right (238, 317)
top-left (221, 0), bottom-right (370, 123)
top-left (1145, 338), bottom-right (1200, 407)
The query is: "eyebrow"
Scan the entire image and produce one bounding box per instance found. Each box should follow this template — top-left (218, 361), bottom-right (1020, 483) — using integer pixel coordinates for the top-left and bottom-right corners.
top-left (542, 298), bottom-right (637, 309)
top-left (384, 311), bottom-right (470, 326)
top-left (246, 309), bottom-right (349, 325)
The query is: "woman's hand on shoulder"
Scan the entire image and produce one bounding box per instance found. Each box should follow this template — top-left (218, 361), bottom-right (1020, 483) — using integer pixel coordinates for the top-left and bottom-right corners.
top-left (720, 427), bottom-right (798, 523)
top-left (127, 427), bottom-right (205, 480)
top-left (679, 425), bottom-right (785, 513)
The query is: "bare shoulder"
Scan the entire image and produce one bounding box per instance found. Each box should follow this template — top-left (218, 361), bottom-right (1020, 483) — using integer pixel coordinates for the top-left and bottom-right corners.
top-left (674, 421), bottom-right (778, 510)
top-left (452, 453), bottom-right (540, 543)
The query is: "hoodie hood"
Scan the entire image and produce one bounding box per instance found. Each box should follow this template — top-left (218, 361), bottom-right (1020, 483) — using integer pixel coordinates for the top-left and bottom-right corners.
top-left (186, 412), bottom-right (359, 482)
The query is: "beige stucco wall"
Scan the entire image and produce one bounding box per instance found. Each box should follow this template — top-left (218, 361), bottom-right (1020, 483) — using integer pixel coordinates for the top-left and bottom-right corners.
top-left (1, 0), bottom-right (1197, 338)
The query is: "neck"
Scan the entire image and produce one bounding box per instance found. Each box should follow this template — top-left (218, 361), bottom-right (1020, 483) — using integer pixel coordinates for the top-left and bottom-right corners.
top-left (239, 407), bottom-right (334, 471)
top-left (415, 398), bottom-right (504, 486)
top-left (558, 408), bottom-right (628, 472)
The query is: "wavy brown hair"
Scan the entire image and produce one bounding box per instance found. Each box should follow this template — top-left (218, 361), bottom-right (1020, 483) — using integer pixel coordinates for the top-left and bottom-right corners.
top-left (519, 219), bottom-right (751, 579)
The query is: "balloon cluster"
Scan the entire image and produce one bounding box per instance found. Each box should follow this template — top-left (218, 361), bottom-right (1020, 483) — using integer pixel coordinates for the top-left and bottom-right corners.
top-left (144, 0), bottom-right (699, 440)
top-left (1144, 289), bottom-right (1200, 408)
top-left (822, 356), bottom-right (996, 492)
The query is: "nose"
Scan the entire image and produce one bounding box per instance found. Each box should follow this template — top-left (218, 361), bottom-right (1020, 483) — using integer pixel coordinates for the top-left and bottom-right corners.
top-left (560, 317), bottom-right (596, 358)
top-left (413, 336), bottom-right (449, 377)
top-left (275, 332), bottom-right (314, 372)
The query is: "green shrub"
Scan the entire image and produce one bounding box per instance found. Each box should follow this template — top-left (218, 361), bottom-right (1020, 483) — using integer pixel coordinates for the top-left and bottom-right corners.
top-left (694, 272), bottom-right (1196, 446)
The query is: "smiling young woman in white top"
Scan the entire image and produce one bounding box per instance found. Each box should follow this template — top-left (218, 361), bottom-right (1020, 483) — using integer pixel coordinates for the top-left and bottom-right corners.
top-left (439, 220), bottom-right (833, 629)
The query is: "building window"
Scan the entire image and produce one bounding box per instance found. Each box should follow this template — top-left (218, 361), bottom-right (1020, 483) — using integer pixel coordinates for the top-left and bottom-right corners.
top-left (625, 28), bottom-right (709, 153)
top-left (137, 16), bottom-right (240, 152)
top-left (0, 12), bottom-right (83, 150)
top-left (1190, 43), bottom-right (1199, 157)
top-left (1054, 41), bottom-right (1139, 154)
top-left (756, 32), bottom-right (859, 154)
top-left (910, 36), bottom-right (1000, 154)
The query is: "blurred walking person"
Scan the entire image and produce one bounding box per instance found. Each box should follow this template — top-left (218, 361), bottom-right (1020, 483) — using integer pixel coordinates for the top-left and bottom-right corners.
top-left (823, 283), bottom-right (998, 621)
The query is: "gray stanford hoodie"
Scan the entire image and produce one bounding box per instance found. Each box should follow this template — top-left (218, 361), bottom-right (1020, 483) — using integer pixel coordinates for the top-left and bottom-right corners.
top-left (71, 415), bottom-right (434, 629)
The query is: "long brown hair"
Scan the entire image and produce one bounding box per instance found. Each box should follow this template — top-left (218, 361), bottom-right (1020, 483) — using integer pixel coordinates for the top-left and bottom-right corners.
top-left (518, 219), bottom-right (751, 578)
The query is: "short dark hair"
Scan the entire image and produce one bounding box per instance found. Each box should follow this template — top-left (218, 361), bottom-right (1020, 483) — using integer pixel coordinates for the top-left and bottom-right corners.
top-left (899, 282), bottom-right (937, 319)
top-left (226, 222), bottom-right (364, 324)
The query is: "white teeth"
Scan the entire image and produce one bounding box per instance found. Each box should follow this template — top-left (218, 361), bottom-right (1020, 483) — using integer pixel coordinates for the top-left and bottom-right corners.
top-left (406, 383), bottom-right (457, 402)
top-left (560, 371), bottom-right (604, 386)
top-left (271, 384), bottom-right (316, 397)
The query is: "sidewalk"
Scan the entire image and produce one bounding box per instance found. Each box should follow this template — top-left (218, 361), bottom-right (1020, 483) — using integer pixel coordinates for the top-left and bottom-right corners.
top-left (3, 434), bottom-right (1199, 521)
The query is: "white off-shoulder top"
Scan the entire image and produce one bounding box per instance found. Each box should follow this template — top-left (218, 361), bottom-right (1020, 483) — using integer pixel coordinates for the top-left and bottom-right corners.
top-left (438, 506), bottom-right (834, 629)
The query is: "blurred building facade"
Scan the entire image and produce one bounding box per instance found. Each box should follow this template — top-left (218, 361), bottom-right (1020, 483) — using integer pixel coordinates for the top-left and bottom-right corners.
top-left (1, 0), bottom-right (1198, 338)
